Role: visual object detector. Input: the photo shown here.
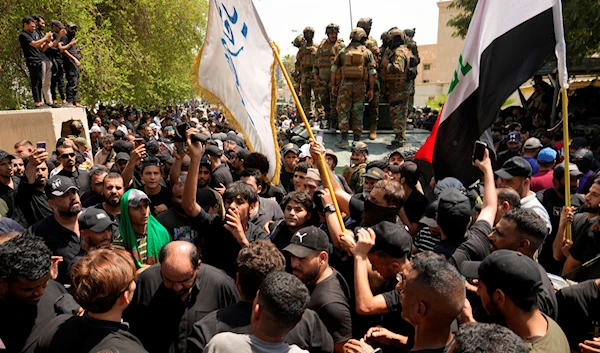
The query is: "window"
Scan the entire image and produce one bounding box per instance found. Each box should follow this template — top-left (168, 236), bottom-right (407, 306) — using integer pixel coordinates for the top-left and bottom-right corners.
top-left (422, 80), bottom-right (430, 83)
top-left (424, 64), bottom-right (431, 70)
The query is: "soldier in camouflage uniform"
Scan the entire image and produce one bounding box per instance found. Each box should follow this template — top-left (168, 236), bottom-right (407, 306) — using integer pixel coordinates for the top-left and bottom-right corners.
top-left (381, 29), bottom-right (412, 149)
top-left (356, 18), bottom-right (381, 140)
top-left (343, 141), bottom-right (368, 191)
top-left (313, 23), bottom-right (345, 131)
top-left (404, 28), bottom-right (420, 114)
top-left (331, 28), bottom-right (376, 148)
top-left (294, 27), bottom-right (318, 116)
top-left (292, 34), bottom-right (306, 96)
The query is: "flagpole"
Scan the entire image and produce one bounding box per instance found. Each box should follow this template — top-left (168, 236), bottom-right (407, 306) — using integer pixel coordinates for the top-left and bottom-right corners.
top-left (270, 42), bottom-right (348, 235)
top-left (561, 88), bottom-right (572, 241)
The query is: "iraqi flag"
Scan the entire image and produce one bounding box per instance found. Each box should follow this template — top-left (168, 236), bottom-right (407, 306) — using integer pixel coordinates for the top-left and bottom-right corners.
top-left (193, 0), bottom-right (281, 183)
top-left (415, 0), bottom-right (568, 186)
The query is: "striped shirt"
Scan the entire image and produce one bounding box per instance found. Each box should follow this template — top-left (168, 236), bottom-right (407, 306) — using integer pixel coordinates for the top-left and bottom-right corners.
top-left (414, 228), bottom-right (441, 253)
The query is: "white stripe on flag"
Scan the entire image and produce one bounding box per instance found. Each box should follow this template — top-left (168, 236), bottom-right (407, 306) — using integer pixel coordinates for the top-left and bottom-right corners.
top-left (195, 0), bottom-right (280, 182)
top-left (439, 0), bottom-right (556, 126)
top-left (552, 0), bottom-right (569, 88)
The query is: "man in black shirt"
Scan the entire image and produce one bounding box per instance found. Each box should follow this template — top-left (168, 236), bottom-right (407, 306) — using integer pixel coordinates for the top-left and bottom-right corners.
top-left (206, 145), bottom-right (233, 189)
top-left (0, 235), bottom-right (80, 353)
top-left (59, 23), bottom-right (81, 107)
top-left (285, 226), bottom-right (352, 353)
top-left (396, 162), bottom-right (428, 237)
top-left (269, 190), bottom-right (314, 251)
top-left (157, 182), bottom-right (198, 242)
top-left (556, 278), bottom-right (600, 350)
top-left (536, 163), bottom-right (584, 274)
top-left (17, 148), bottom-right (53, 225)
top-left (0, 150), bottom-right (27, 227)
top-left (188, 240), bottom-right (334, 353)
top-left (280, 143), bottom-right (300, 192)
top-left (125, 241), bottom-right (239, 353)
top-left (34, 249), bottom-right (146, 353)
top-left (244, 151), bottom-right (286, 203)
top-left (183, 131), bottom-right (269, 277)
top-left (494, 131), bottom-right (522, 170)
top-left (95, 172), bottom-right (124, 222)
top-left (81, 165), bottom-right (108, 207)
top-left (48, 20), bottom-right (67, 105)
top-left (19, 16), bottom-right (52, 107)
top-left (240, 169), bottom-right (283, 229)
top-left (31, 175), bottom-right (83, 285)
top-left (139, 157), bottom-right (171, 216)
top-left (55, 143), bottom-right (90, 194)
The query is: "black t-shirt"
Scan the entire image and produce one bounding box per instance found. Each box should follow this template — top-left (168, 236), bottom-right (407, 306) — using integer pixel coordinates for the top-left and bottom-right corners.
top-left (156, 208), bottom-right (198, 242)
top-left (306, 269), bottom-right (353, 344)
top-left (494, 149), bottom-right (520, 170)
top-left (568, 228), bottom-right (600, 281)
top-left (33, 313), bottom-right (146, 353)
top-left (142, 186), bottom-right (172, 216)
top-left (260, 184), bottom-right (286, 204)
top-left (556, 279), bottom-right (600, 349)
top-left (0, 280), bottom-right (80, 353)
top-left (19, 31), bottom-right (42, 63)
top-left (449, 220), bottom-right (493, 269)
top-left (191, 209), bottom-right (270, 277)
top-left (280, 169), bottom-right (295, 193)
top-left (0, 176), bottom-right (28, 227)
top-left (16, 179), bottom-right (53, 226)
top-left (433, 238), bottom-right (465, 260)
top-left (57, 168), bottom-right (90, 195)
top-left (187, 302), bottom-right (334, 353)
top-left (210, 164), bottom-right (233, 189)
top-left (536, 262), bottom-right (559, 321)
top-left (124, 263), bottom-right (239, 353)
top-left (378, 281), bottom-right (415, 345)
top-left (537, 188), bottom-right (584, 274)
top-left (81, 191), bottom-right (103, 208)
top-left (349, 197), bottom-right (365, 225)
top-left (60, 34), bottom-right (79, 60)
top-left (45, 31), bottom-right (61, 59)
top-left (31, 215), bottom-right (84, 285)
top-left (403, 190), bottom-right (428, 225)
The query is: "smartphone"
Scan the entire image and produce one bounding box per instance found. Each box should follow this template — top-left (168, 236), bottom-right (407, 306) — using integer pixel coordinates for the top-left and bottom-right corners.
top-left (36, 141), bottom-right (46, 150)
top-left (472, 141), bottom-right (487, 162)
top-left (175, 141), bottom-right (185, 155)
top-left (134, 138), bottom-right (144, 147)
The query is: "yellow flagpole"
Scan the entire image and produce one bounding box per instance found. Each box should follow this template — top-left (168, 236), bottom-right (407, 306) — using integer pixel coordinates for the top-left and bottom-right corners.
top-left (562, 88), bottom-right (572, 241)
top-left (270, 42), bottom-right (347, 234)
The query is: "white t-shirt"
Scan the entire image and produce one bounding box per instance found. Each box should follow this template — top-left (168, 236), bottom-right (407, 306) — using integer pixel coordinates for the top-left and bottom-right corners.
top-left (205, 333), bottom-right (307, 353)
top-left (521, 191), bottom-right (552, 233)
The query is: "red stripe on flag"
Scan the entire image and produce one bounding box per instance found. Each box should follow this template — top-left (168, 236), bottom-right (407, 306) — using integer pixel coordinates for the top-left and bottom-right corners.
top-left (414, 107), bottom-right (442, 163)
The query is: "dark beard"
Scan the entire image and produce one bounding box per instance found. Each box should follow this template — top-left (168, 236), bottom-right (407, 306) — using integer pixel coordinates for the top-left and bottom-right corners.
top-left (58, 205), bottom-right (81, 217)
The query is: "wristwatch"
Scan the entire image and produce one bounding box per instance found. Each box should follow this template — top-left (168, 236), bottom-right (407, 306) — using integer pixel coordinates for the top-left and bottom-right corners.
top-left (324, 204), bottom-right (336, 213)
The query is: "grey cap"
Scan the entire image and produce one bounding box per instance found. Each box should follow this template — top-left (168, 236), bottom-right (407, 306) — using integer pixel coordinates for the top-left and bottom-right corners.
top-left (115, 152), bottom-right (130, 162)
top-left (127, 189), bottom-right (151, 207)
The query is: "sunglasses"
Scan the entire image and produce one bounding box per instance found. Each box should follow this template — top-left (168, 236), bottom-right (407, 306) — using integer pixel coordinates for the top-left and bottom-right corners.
top-left (61, 153), bottom-right (76, 159)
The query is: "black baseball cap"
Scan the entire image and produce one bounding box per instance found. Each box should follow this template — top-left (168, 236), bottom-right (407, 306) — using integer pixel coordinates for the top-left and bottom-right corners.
top-left (437, 188), bottom-right (471, 238)
top-left (51, 20), bottom-right (66, 29)
top-left (235, 148), bottom-right (251, 161)
top-left (370, 221), bottom-right (412, 259)
top-left (284, 226), bottom-right (330, 258)
top-left (398, 161), bottom-right (420, 185)
top-left (282, 143), bottom-right (300, 156)
top-left (113, 140), bottom-right (133, 154)
top-left (388, 150), bottom-right (405, 160)
top-left (197, 188), bottom-right (218, 212)
top-left (0, 150), bottom-right (15, 162)
top-left (205, 145), bottom-right (223, 157)
top-left (553, 162), bottom-right (583, 180)
top-left (45, 175), bottom-right (79, 198)
top-left (419, 200), bottom-right (439, 228)
top-left (460, 249), bottom-right (543, 303)
top-left (495, 157), bottom-right (532, 179)
top-left (362, 167), bottom-right (385, 180)
top-left (115, 152), bottom-right (130, 162)
top-left (571, 137), bottom-right (589, 149)
top-left (79, 208), bottom-right (114, 232)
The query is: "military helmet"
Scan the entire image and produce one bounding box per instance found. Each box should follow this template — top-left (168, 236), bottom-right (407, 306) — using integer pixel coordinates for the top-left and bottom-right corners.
top-left (404, 28), bottom-right (416, 38)
top-left (325, 23), bottom-right (340, 34)
top-left (388, 27), bottom-right (406, 45)
top-left (303, 27), bottom-right (315, 36)
top-left (350, 27), bottom-right (367, 42)
top-left (351, 141), bottom-right (369, 154)
top-left (357, 18), bottom-right (373, 29)
top-left (292, 35), bottom-right (305, 48)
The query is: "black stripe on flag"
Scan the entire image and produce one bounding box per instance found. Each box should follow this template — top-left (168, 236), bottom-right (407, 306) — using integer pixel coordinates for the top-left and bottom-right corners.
top-left (433, 8), bottom-right (556, 186)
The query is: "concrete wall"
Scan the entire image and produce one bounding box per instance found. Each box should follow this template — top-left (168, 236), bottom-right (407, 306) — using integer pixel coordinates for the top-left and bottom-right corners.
top-left (434, 1), bottom-right (465, 83)
top-left (414, 82), bottom-right (452, 107)
top-left (0, 108), bottom-right (89, 152)
top-left (417, 44), bottom-right (437, 84)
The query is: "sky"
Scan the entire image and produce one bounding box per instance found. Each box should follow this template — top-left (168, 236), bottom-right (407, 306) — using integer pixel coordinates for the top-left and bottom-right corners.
top-left (254, 0), bottom-right (442, 56)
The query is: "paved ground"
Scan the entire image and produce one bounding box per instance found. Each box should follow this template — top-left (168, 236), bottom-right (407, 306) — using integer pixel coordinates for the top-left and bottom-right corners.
top-left (318, 127), bottom-right (431, 172)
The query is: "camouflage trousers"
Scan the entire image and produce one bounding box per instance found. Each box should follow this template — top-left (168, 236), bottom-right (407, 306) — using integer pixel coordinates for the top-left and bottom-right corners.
top-left (407, 80), bottom-right (415, 113)
top-left (300, 72), bottom-right (318, 116)
top-left (365, 82), bottom-right (380, 128)
top-left (314, 80), bottom-right (338, 126)
top-left (387, 86), bottom-right (410, 143)
top-left (337, 80), bottom-right (366, 135)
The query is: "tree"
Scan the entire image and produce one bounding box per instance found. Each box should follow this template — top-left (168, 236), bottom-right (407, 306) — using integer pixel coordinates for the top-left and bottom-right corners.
top-left (447, 0), bottom-right (600, 65)
top-left (0, 0), bottom-right (208, 110)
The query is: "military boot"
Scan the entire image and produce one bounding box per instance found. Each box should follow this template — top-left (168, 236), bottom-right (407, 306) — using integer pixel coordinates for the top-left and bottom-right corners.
top-left (369, 124), bottom-right (377, 140)
top-left (335, 133), bottom-right (350, 149)
top-left (387, 139), bottom-right (405, 150)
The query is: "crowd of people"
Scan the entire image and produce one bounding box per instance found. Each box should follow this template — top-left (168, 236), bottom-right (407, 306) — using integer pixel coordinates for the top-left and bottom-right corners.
top-left (19, 15), bottom-right (81, 109)
top-left (3, 93), bottom-right (600, 353)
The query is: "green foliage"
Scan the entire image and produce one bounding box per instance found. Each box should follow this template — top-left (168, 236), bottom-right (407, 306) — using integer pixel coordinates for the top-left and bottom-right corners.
top-left (447, 0), bottom-right (600, 65)
top-left (0, 0), bottom-right (208, 110)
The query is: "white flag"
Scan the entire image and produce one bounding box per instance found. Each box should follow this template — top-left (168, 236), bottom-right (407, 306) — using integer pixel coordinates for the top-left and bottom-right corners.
top-left (194, 0), bottom-right (280, 183)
